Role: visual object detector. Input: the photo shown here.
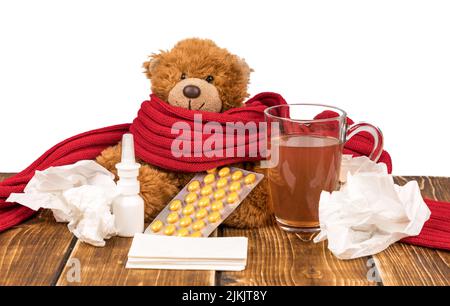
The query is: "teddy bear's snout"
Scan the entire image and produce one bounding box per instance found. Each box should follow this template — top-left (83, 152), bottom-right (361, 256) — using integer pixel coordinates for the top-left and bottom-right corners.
top-left (167, 78), bottom-right (223, 113)
top-left (183, 85), bottom-right (201, 99)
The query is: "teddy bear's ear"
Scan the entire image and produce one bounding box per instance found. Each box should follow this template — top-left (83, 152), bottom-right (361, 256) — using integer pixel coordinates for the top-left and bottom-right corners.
top-left (235, 57), bottom-right (254, 81)
top-left (142, 53), bottom-right (162, 79)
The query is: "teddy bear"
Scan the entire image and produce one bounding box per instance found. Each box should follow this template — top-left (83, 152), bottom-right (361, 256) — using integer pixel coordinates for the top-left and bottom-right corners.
top-left (96, 38), bottom-right (271, 228)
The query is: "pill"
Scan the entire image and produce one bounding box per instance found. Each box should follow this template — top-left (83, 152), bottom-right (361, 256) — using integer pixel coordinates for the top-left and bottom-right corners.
top-left (149, 168), bottom-right (262, 239)
top-left (227, 192), bottom-right (239, 204)
top-left (204, 173), bottom-right (216, 185)
top-left (164, 224), bottom-right (176, 236)
top-left (187, 180), bottom-right (200, 192)
top-left (198, 196), bottom-right (210, 208)
top-left (169, 199), bottom-right (182, 211)
top-left (182, 204), bottom-right (195, 216)
top-left (195, 208), bottom-right (208, 219)
top-left (177, 228), bottom-right (190, 237)
top-left (231, 170), bottom-right (243, 181)
top-left (166, 212), bottom-right (179, 224)
top-left (218, 167), bottom-right (230, 177)
top-left (150, 220), bottom-right (163, 232)
top-left (208, 211), bottom-right (221, 223)
top-left (213, 189), bottom-right (226, 200)
top-left (191, 231), bottom-right (203, 238)
top-left (244, 173), bottom-right (257, 185)
top-left (229, 181), bottom-right (241, 192)
top-left (179, 216), bottom-right (192, 227)
top-left (185, 192), bottom-right (197, 204)
top-left (211, 200), bottom-right (224, 211)
top-left (192, 220), bottom-right (206, 231)
top-left (216, 177), bottom-right (228, 189)
top-left (200, 185), bottom-right (213, 196)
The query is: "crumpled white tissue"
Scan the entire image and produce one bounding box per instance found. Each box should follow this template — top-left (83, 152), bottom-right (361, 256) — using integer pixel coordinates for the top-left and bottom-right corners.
top-left (340, 155), bottom-right (387, 183)
top-left (314, 156), bottom-right (431, 260)
top-left (6, 160), bottom-right (118, 247)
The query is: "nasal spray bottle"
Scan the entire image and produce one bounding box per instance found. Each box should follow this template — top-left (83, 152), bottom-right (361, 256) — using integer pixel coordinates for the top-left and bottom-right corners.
top-left (113, 133), bottom-right (144, 237)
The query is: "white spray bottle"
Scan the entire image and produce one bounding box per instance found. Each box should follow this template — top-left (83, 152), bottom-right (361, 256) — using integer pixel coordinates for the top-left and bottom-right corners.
top-left (113, 133), bottom-right (144, 237)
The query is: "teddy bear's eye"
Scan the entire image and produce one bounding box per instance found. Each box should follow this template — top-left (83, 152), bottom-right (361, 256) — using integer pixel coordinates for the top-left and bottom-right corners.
top-left (205, 75), bottom-right (214, 83)
top-left (181, 73), bottom-right (187, 80)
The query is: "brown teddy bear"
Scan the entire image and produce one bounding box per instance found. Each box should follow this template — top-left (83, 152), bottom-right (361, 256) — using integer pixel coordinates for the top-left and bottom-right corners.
top-left (96, 38), bottom-right (271, 228)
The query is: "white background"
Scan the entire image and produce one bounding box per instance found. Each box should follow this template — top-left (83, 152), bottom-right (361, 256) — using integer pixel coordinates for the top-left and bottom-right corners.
top-left (0, 0), bottom-right (449, 175)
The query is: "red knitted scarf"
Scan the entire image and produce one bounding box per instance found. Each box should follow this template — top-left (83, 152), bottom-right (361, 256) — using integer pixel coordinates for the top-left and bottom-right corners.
top-left (130, 93), bottom-right (286, 171)
top-left (129, 93), bottom-right (392, 172)
top-left (0, 92), bottom-right (448, 250)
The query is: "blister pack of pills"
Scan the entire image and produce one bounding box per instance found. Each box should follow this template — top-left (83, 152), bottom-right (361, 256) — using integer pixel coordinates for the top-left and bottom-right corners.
top-left (144, 167), bottom-right (264, 237)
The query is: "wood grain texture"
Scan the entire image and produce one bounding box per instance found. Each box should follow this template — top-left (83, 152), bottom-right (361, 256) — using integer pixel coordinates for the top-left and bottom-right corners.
top-left (0, 173), bottom-right (76, 285)
top-left (1, 173), bottom-right (449, 286)
top-left (56, 232), bottom-right (217, 286)
top-left (220, 222), bottom-right (377, 286)
top-left (373, 176), bottom-right (450, 286)
top-left (0, 211), bottom-right (77, 286)
top-left (0, 173), bottom-right (15, 181)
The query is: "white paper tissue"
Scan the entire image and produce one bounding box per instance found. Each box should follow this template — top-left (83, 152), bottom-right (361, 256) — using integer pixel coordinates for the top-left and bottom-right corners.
top-left (340, 155), bottom-right (387, 183)
top-left (127, 234), bottom-right (248, 271)
top-left (6, 160), bottom-right (118, 247)
top-left (314, 156), bottom-right (431, 260)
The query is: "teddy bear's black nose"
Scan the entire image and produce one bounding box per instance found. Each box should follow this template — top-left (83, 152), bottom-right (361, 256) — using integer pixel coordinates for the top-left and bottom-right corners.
top-left (183, 85), bottom-right (201, 99)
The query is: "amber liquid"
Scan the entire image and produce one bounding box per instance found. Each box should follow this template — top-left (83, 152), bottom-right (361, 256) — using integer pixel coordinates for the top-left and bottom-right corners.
top-left (268, 135), bottom-right (343, 231)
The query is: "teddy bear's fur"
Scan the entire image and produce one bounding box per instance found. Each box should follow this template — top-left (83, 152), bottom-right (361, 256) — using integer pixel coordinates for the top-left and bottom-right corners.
top-left (96, 38), bottom-right (272, 228)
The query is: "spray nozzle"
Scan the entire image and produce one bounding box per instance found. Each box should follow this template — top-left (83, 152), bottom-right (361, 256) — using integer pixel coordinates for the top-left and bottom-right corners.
top-left (121, 133), bottom-right (136, 164)
top-left (117, 133), bottom-right (140, 171)
top-left (116, 134), bottom-right (141, 195)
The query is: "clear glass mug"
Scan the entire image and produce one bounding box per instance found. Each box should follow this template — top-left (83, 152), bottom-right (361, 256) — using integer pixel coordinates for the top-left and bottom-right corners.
top-left (263, 104), bottom-right (383, 233)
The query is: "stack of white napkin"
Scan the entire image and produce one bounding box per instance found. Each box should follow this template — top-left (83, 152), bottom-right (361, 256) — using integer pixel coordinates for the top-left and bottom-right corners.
top-left (126, 234), bottom-right (248, 271)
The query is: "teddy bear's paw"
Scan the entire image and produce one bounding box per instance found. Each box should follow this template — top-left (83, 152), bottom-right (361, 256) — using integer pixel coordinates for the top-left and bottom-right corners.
top-left (224, 201), bottom-right (273, 228)
top-left (138, 164), bottom-right (181, 222)
top-left (223, 179), bottom-right (273, 228)
top-left (96, 143), bottom-right (122, 178)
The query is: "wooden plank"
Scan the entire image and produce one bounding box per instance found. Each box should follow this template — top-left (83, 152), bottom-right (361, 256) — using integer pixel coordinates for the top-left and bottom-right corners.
top-left (57, 232), bottom-right (217, 286)
top-left (0, 173), bottom-right (15, 181)
top-left (2, 173), bottom-right (448, 286)
top-left (220, 222), bottom-right (376, 286)
top-left (0, 172), bottom-right (77, 285)
top-left (1, 172), bottom-right (215, 286)
top-left (373, 176), bottom-right (450, 286)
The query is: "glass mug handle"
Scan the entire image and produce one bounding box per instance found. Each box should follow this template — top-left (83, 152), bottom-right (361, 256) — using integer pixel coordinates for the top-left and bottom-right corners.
top-left (346, 122), bottom-right (384, 162)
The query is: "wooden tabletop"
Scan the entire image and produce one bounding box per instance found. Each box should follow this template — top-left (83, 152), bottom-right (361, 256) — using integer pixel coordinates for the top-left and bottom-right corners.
top-left (0, 173), bottom-right (449, 286)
